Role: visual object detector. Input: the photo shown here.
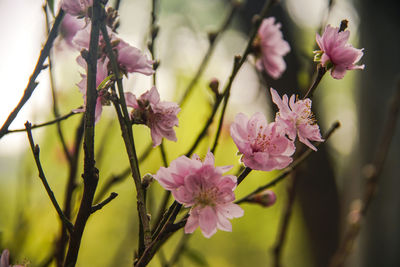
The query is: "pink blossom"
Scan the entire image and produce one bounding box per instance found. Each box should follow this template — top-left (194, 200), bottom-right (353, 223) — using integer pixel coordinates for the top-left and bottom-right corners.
top-left (255, 17), bottom-right (290, 79)
top-left (230, 112), bottom-right (295, 171)
top-left (316, 25), bottom-right (364, 79)
top-left (116, 40), bottom-right (154, 75)
top-left (154, 151), bottom-right (244, 238)
top-left (125, 87), bottom-right (180, 147)
top-left (72, 27), bottom-right (154, 76)
top-left (73, 56), bottom-right (110, 124)
top-left (0, 250), bottom-right (24, 267)
top-left (270, 88), bottom-right (323, 151)
top-left (72, 24), bottom-right (105, 50)
top-left (60, 13), bottom-right (86, 48)
top-left (61, 0), bottom-right (92, 17)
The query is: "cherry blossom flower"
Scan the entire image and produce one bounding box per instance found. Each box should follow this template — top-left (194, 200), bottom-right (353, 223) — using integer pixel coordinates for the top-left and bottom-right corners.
top-left (72, 26), bottom-right (154, 76)
top-left (0, 250), bottom-right (24, 267)
top-left (116, 40), bottom-right (154, 75)
top-left (59, 13), bottom-right (86, 48)
top-left (315, 25), bottom-right (364, 79)
top-left (61, 0), bottom-right (92, 17)
top-left (255, 17), bottom-right (290, 79)
top-left (72, 24), bottom-right (109, 50)
top-left (230, 112), bottom-right (295, 171)
top-left (154, 151), bottom-right (244, 238)
top-left (270, 88), bottom-right (323, 151)
top-left (125, 87), bottom-right (180, 147)
top-left (73, 56), bottom-right (110, 123)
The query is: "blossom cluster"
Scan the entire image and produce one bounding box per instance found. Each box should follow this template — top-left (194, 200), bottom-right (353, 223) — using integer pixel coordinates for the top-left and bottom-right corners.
top-left (230, 88), bottom-right (323, 172)
top-left (154, 152), bottom-right (243, 238)
top-left (61, 4), bottom-right (364, 240)
top-left (62, 0), bottom-right (180, 146)
top-left (151, 18), bottom-right (364, 238)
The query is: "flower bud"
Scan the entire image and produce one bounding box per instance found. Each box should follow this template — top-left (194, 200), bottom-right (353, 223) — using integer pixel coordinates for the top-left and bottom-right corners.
top-left (247, 190), bottom-right (276, 207)
top-left (208, 78), bottom-right (220, 96)
top-left (142, 173), bottom-right (154, 189)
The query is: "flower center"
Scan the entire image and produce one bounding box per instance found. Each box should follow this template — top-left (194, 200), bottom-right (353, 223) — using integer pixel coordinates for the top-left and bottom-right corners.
top-left (296, 101), bottom-right (315, 126)
top-left (251, 126), bottom-right (271, 152)
top-left (195, 187), bottom-right (218, 207)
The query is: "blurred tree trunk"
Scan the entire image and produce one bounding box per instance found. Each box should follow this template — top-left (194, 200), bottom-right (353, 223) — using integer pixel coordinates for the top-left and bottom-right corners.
top-left (358, 0), bottom-right (400, 266)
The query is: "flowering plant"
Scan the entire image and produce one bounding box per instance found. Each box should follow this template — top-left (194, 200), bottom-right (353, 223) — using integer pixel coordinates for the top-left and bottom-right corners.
top-left (1, 1), bottom-right (398, 267)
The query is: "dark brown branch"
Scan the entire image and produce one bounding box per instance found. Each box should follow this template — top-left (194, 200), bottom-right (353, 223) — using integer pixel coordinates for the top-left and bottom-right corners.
top-left (55, 118), bottom-right (84, 267)
top-left (25, 121), bottom-right (74, 234)
top-left (237, 167), bottom-right (252, 185)
top-left (148, 0), bottom-right (159, 86)
top-left (0, 9), bottom-right (65, 139)
top-left (303, 64), bottom-right (327, 99)
top-left (91, 192), bottom-right (118, 213)
top-left (135, 203), bottom-right (182, 267)
top-left (64, 1), bottom-right (102, 265)
top-left (329, 82), bottom-right (400, 267)
top-left (100, 18), bottom-right (151, 254)
top-left (4, 111), bottom-right (77, 134)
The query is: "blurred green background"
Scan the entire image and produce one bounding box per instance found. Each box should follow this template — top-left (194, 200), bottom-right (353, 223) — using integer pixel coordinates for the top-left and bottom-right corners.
top-left (0, 0), bottom-right (399, 266)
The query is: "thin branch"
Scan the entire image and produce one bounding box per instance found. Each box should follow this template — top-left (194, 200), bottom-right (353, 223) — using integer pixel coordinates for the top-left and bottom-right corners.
top-left (329, 82), bottom-right (400, 267)
top-left (135, 203), bottom-right (183, 267)
top-left (91, 192), bottom-right (118, 213)
top-left (64, 1), bottom-right (102, 265)
top-left (44, 4), bottom-right (72, 163)
top-left (148, 0), bottom-right (159, 86)
top-left (237, 167), bottom-right (252, 185)
top-left (178, 0), bottom-right (241, 107)
top-left (4, 111), bottom-right (77, 134)
top-left (236, 121), bottom-right (341, 205)
top-left (151, 191), bottom-right (171, 232)
top-left (25, 121), bottom-right (74, 234)
top-left (55, 118), bottom-right (84, 267)
top-left (0, 9), bottom-right (65, 139)
top-left (151, 201), bottom-right (179, 238)
top-left (303, 64), bottom-right (327, 99)
top-left (100, 18), bottom-right (151, 253)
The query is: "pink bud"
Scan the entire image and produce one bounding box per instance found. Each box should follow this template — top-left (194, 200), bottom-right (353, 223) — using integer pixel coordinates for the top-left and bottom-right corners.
top-left (247, 190), bottom-right (277, 207)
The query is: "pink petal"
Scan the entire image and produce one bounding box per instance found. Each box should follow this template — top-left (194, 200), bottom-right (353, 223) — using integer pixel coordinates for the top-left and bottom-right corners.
top-left (199, 206), bottom-right (218, 238)
top-left (216, 211), bottom-right (232, 232)
top-left (218, 203), bottom-right (244, 219)
top-left (124, 92), bottom-right (138, 108)
top-left (185, 210), bottom-right (199, 234)
top-left (1, 249), bottom-right (10, 267)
